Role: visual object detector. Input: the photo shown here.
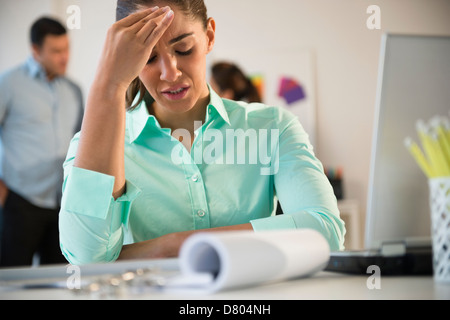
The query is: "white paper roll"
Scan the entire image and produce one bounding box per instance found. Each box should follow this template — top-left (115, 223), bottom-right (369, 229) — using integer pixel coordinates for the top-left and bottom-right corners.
top-left (177, 229), bottom-right (330, 292)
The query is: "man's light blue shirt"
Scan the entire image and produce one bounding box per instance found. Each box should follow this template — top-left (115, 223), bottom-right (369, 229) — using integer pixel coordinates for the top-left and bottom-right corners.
top-left (59, 88), bottom-right (345, 265)
top-left (0, 57), bottom-right (83, 208)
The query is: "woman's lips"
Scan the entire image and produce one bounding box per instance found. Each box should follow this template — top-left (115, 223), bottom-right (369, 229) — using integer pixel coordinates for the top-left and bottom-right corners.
top-left (161, 86), bottom-right (190, 100)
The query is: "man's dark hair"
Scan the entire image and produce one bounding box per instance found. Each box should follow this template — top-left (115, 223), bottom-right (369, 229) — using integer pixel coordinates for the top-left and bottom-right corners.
top-left (30, 17), bottom-right (67, 47)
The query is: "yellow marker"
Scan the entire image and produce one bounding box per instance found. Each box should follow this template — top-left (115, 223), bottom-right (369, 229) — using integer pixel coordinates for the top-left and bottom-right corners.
top-left (445, 117), bottom-right (450, 145)
top-left (416, 120), bottom-right (440, 171)
top-left (432, 117), bottom-right (450, 164)
top-left (406, 115), bottom-right (450, 178)
top-left (404, 137), bottom-right (434, 178)
top-left (430, 133), bottom-right (450, 176)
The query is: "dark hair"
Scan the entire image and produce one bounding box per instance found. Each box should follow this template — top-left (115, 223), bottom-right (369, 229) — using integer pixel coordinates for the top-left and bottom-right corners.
top-left (30, 17), bottom-right (67, 47)
top-left (212, 62), bottom-right (262, 103)
top-left (116, 0), bottom-right (208, 110)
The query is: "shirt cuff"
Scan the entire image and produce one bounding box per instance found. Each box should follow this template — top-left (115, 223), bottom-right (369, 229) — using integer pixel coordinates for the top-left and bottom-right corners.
top-left (61, 166), bottom-right (141, 220)
top-left (250, 214), bottom-right (298, 231)
top-left (116, 179), bottom-right (141, 226)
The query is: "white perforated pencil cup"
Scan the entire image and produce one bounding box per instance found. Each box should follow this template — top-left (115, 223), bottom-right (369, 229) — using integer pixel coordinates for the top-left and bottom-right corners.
top-left (405, 115), bottom-right (450, 282)
top-left (429, 177), bottom-right (450, 283)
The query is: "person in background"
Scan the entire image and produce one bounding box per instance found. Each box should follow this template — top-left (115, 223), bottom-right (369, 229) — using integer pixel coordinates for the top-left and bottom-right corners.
top-left (0, 17), bottom-right (83, 267)
top-left (210, 62), bottom-right (262, 103)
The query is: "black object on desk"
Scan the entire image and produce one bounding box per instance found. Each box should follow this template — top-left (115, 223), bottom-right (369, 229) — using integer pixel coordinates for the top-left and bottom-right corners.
top-left (325, 245), bottom-right (433, 275)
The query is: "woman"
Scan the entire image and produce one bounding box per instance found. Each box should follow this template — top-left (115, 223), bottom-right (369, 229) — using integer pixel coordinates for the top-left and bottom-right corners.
top-left (210, 62), bottom-right (262, 103)
top-left (59, 0), bottom-right (345, 265)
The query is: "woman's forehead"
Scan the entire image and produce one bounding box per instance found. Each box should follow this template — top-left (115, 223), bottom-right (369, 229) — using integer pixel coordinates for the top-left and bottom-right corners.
top-left (161, 10), bottom-right (203, 43)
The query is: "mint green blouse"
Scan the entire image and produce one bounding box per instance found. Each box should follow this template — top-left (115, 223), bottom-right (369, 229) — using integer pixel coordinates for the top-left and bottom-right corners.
top-left (59, 88), bottom-right (345, 265)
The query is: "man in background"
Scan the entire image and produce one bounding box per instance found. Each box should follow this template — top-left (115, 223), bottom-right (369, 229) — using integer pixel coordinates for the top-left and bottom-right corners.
top-left (0, 17), bottom-right (83, 266)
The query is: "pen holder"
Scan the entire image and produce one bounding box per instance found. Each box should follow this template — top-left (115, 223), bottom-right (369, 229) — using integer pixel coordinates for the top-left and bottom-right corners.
top-left (429, 177), bottom-right (450, 283)
top-left (328, 178), bottom-right (344, 200)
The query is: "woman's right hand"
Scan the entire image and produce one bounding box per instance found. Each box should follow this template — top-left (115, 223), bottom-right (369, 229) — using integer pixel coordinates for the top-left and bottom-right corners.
top-left (96, 6), bottom-right (174, 92)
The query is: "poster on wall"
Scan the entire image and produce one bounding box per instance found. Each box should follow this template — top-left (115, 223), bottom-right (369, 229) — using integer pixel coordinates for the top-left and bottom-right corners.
top-left (207, 49), bottom-right (317, 147)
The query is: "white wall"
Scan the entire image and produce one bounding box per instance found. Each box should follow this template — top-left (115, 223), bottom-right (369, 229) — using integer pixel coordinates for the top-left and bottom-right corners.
top-left (1, 0), bottom-right (450, 245)
top-left (0, 0), bottom-right (115, 97)
top-left (0, 0), bottom-right (54, 70)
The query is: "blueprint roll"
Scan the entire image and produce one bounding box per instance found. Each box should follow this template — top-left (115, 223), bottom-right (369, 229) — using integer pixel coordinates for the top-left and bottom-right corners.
top-left (177, 229), bottom-right (330, 292)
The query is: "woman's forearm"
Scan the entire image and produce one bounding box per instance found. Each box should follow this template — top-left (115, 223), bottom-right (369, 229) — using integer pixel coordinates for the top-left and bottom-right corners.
top-left (74, 80), bottom-right (127, 198)
top-left (118, 223), bottom-right (253, 260)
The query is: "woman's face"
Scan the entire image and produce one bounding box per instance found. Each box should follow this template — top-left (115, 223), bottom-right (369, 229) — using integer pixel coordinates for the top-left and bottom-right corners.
top-left (139, 5), bottom-right (215, 116)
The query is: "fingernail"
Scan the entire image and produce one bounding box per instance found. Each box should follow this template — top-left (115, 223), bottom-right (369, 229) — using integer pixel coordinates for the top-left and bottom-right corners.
top-left (151, 6), bottom-right (159, 12)
top-left (162, 9), bottom-right (173, 21)
top-left (162, 6), bottom-right (170, 12)
top-left (166, 10), bottom-right (174, 19)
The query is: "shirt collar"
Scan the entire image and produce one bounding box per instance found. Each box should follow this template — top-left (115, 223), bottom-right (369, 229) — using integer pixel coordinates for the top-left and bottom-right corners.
top-left (127, 85), bottom-right (231, 143)
top-left (25, 56), bottom-right (46, 79)
top-left (207, 85), bottom-right (230, 125)
top-left (126, 94), bottom-right (159, 143)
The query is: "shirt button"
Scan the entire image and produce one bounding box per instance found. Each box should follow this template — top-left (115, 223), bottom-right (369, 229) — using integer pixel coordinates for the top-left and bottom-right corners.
top-left (197, 210), bottom-right (206, 217)
top-left (191, 174), bottom-right (199, 182)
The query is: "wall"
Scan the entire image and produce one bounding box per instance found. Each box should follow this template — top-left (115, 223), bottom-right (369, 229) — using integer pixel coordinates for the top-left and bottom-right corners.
top-left (0, 0), bottom-right (115, 96)
top-left (0, 0), bottom-right (53, 70)
top-left (1, 0), bottom-right (450, 246)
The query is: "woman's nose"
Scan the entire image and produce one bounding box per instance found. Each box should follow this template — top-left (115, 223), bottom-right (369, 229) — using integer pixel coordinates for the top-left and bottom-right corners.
top-left (159, 55), bottom-right (182, 82)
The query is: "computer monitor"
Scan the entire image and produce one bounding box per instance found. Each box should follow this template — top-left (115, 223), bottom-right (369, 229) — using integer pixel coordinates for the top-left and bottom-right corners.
top-left (365, 34), bottom-right (450, 250)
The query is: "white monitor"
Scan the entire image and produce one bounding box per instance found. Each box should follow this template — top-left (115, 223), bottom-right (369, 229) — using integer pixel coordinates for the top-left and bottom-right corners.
top-left (365, 34), bottom-right (450, 250)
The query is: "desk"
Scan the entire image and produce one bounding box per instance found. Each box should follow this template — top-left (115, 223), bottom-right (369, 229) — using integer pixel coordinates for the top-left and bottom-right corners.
top-left (1, 260), bottom-right (449, 300)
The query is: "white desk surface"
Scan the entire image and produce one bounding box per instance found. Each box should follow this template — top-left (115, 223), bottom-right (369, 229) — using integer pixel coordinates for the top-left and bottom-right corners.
top-left (1, 260), bottom-right (449, 300)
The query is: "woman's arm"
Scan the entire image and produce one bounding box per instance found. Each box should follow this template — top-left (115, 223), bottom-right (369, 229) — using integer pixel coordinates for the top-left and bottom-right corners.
top-left (74, 7), bottom-right (174, 198)
top-left (59, 7), bottom-right (176, 265)
top-left (252, 113), bottom-right (346, 251)
top-left (118, 223), bottom-right (253, 260)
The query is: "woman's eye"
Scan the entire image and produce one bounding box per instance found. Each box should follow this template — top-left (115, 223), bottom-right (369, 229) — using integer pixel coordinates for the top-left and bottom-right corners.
top-left (176, 48), bottom-right (193, 56)
top-left (147, 48), bottom-right (193, 64)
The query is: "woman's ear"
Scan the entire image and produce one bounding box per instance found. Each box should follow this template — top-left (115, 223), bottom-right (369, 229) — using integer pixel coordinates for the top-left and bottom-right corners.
top-left (205, 17), bottom-right (216, 54)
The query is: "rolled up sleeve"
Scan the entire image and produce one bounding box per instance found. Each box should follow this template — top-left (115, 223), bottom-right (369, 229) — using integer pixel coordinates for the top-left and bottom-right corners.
top-left (59, 135), bottom-right (141, 265)
top-left (61, 166), bottom-right (115, 220)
